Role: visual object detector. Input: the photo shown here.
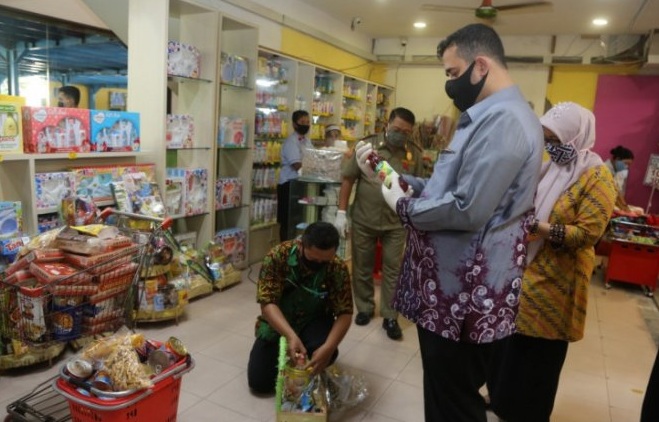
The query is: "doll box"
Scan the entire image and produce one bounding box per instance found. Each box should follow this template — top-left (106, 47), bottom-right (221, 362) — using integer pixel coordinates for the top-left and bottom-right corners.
top-left (166, 167), bottom-right (208, 216)
top-left (166, 114), bottom-right (194, 149)
top-left (215, 178), bottom-right (242, 210)
top-left (218, 117), bottom-right (247, 148)
top-left (22, 106), bottom-right (91, 153)
top-left (0, 99), bottom-right (24, 153)
top-left (90, 110), bottom-right (140, 152)
top-left (168, 41), bottom-right (201, 78)
top-left (35, 172), bottom-right (76, 210)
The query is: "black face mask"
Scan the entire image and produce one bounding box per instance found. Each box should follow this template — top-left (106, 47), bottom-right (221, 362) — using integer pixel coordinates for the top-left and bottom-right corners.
top-left (295, 124), bottom-right (310, 136)
top-left (300, 249), bottom-right (326, 272)
top-left (57, 101), bottom-right (65, 107)
top-left (445, 61), bottom-right (488, 112)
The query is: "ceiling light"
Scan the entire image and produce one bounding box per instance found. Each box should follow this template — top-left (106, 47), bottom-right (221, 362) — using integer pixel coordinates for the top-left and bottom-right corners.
top-left (592, 18), bottom-right (608, 26)
top-left (414, 22), bottom-right (427, 29)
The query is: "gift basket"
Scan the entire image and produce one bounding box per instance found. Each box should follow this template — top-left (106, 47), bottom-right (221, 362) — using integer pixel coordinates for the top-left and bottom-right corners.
top-left (275, 337), bottom-right (368, 422)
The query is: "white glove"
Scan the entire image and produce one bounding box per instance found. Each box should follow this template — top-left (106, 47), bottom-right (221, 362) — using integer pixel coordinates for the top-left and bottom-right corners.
top-left (334, 210), bottom-right (348, 237)
top-left (355, 141), bottom-right (376, 179)
top-left (381, 172), bottom-right (413, 212)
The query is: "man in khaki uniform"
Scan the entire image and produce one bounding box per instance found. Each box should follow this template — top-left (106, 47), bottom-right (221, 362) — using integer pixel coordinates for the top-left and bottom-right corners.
top-left (333, 107), bottom-right (424, 340)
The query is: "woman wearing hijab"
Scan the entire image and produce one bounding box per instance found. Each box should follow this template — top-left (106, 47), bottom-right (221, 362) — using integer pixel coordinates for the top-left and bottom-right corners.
top-left (489, 102), bottom-right (617, 422)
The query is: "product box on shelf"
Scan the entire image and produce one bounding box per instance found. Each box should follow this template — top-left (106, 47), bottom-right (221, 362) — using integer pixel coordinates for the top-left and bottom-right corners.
top-left (0, 201), bottom-right (22, 240)
top-left (166, 114), bottom-right (194, 149)
top-left (214, 228), bottom-right (246, 265)
top-left (0, 96), bottom-right (24, 153)
top-left (167, 41), bottom-right (201, 78)
top-left (218, 117), bottom-right (247, 148)
top-left (164, 177), bottom-right (185, 216)
top-left (71, 163), bottom-right (156, 204)
top-left (220, 52), bottom-right (250, 87)
top-left (301, 147), bottom-right (344, 182)
top-left (22, 106), bottom-right (91, 153)
top-left (90, 110), bottom-right (140, 152)
top-left (215, 178), bottom-right (242, 210)
top-left (111, 172), bottom-right (167, 219)
top-left (35, 172), bottom-right (76, 211)
top-left (166, 168), bottom-right (208, 216)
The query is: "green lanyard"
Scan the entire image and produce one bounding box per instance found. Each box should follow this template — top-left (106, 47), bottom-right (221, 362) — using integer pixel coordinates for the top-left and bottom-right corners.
top-left (286, 245), bottom-right (328, 299)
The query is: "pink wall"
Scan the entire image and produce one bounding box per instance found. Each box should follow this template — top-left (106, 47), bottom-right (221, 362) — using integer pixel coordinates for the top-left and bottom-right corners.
top-left (593, 75), bottom-right (659, 212)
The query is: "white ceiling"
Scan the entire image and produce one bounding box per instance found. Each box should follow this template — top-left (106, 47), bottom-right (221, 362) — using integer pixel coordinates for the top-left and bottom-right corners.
top-left (296, 0), bottom-right (659, 39)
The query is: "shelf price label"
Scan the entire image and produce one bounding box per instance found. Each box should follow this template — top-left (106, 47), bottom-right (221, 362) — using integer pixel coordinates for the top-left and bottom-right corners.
top-left (68, 152), bottom-right (78, 160)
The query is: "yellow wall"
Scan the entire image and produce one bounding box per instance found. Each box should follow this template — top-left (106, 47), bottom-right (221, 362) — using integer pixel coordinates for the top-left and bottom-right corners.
top-left (280, 27), bottom-right (386, 85)
top-left (546, 64), bottom-right (641, 111)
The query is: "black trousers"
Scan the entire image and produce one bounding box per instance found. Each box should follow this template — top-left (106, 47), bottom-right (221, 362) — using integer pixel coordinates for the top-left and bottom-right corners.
top-left (417, 325), bottom-right (499, 422)
top-left (277, 181), bottom-right (291, 242)
top-left (247, 316), bottom-right (337, 394)
top-left (641, 348), bottom-right (659, 422)
top-left (488, 333), bottom-right (568, 422)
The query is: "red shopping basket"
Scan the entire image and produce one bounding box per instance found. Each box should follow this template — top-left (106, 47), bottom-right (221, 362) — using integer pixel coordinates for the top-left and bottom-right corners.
top-left (52, 355), bottom-right (194, 422)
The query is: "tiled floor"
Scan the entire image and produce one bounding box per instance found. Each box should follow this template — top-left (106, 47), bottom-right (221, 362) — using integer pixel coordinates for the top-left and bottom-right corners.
top-left (1, 265), bottom-right (657, 421)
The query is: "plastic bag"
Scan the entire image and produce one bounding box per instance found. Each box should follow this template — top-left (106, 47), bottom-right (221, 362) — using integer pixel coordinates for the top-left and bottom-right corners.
top-left (322, 364), bottom-right (369, 416)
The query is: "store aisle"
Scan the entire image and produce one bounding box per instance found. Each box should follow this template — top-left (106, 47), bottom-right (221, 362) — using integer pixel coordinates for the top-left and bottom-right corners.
top-left (1, 265), bottom-right (657, 421)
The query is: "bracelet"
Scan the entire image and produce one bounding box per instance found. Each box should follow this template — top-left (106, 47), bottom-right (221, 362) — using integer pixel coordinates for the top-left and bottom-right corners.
top-left (529, 219), bottom-right (540, 235)
top-left (548, 223), bottom-right (566, 244)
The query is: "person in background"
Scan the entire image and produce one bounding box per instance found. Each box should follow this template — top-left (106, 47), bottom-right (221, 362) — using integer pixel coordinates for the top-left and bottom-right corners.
top-left (57, 85), bottom-right (81, 108)
top-left (278, 110), bottom-right (312, 241)
top-left (334, 107), bottom-right (424, 340)
top-left (356, 23), bottom-right (543, 420)
top-left (603, 145), bottom-right (634, 204)
top-left (488, 102), bottom-right (617, 422)
top-left (324, 124), bottom-right (341, 147)
top-left (641, 349), bottom-right (659, 422)
top-left (247, 222), bottom-right (353, 394)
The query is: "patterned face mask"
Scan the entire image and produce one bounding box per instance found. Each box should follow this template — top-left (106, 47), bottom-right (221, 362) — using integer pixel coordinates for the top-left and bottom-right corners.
top-left (545, 143), bottom-right (577, 165)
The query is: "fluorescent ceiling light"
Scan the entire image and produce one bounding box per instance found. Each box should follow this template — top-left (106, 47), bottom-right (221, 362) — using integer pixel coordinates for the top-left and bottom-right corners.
top-left (592, 18), bottom-right (608, 26)
top-left (413, 22), bottom-right (426, 29)
top-left (256, 78), bottom-right (278, 87)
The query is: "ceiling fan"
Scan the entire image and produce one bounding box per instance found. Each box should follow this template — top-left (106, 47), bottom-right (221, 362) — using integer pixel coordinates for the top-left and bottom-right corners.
top-left (421, 0), bottom-right (552, 20)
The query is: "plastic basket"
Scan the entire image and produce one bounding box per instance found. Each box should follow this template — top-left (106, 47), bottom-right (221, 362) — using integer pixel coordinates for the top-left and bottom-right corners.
top-left (53, 355), bottom-right (194, 422)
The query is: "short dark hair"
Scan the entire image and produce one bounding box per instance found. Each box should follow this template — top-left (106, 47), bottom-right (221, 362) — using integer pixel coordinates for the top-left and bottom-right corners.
top-left (611, 145), bottom-right (634, 160)
top-left (59, 85), bottom-right (81, 106)
top-left (389, 107), bottom-right (415, 126)
top-left (301, 222), bottom-right (339, 251)
top-left (292, 109), bottom-right (309, 124)
top-left (437, 23), bottom-right (507, 68)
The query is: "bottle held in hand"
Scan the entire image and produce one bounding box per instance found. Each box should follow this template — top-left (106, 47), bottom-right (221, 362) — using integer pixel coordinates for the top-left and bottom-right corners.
top-left (367, 151), bottom-right (409, 191)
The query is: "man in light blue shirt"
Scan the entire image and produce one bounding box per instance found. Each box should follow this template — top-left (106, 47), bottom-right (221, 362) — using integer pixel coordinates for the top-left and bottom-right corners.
top-left (278, 110), bottom-right (313, 241)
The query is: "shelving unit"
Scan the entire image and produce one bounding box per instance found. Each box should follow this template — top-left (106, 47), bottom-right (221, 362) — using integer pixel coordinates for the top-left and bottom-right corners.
top-left (341, 76), bottom-right (366, 142)
top-left (216, 16), bottom-right (258, 270)
top-left (311, 69), bottom-right (341, 144)
top-left (165, 3), bottom-right (220, 248)
top-left (0, 152), bottom-right (149, 236)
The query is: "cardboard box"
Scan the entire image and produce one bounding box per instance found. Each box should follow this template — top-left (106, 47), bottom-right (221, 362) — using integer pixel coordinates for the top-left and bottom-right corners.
top-left (166, 168), bottom-right (208, 216)
top-left (35, 172), bottom-right (76, 210)
top-left (0, 201), bottom-right (22, 240)
top-left (168, 41), bottom-right (201, 78)
top-left (215, 178), bottom-right (242, 210)
top-left (218, 117), bottom-right (247, 147)
top-left (166, 114), bottom-right (194, 149)
top-left (0, 96), bottom-right (24, 153)
top-left (90, 110), bottom-right (140, 152)
top-left (22, 106), bottom-right (90, 153)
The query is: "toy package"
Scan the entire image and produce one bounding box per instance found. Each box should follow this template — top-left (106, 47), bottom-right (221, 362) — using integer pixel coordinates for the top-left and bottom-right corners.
top-left (90, 110), bottom-right (140, 152)
top-left (71, 163), bottom-right (156, 204)
top-left (166, 168), bottom-right (208, 216)
top-left (0, 201), bottom-right (22, 240)
top-left (218, 117), bottom-right (247, 147)
top-left (167, 41), bottom-right (201, 78)
top-left (215, 178), bottom-right (242, 210)
top-left (165, 176), bottom-right (185, 216)
top-left (213, 228), bottom-right (246, 265)
top-left (166, 114), bottom-right (194, 149)
top-left (35, 172), bottom-right (76, 210)
top-left (111, 172), bottom-right (167, 218)
top-left (0, 96), bottom-right (24, 153)
top-left (220, 52), bottom-right (250, 87)
top-left (22, 106), bottom-right (90, 153)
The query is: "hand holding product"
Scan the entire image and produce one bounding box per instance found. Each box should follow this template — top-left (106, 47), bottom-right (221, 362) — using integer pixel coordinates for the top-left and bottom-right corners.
top-left (381, 172), bottom-right (413, 211)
